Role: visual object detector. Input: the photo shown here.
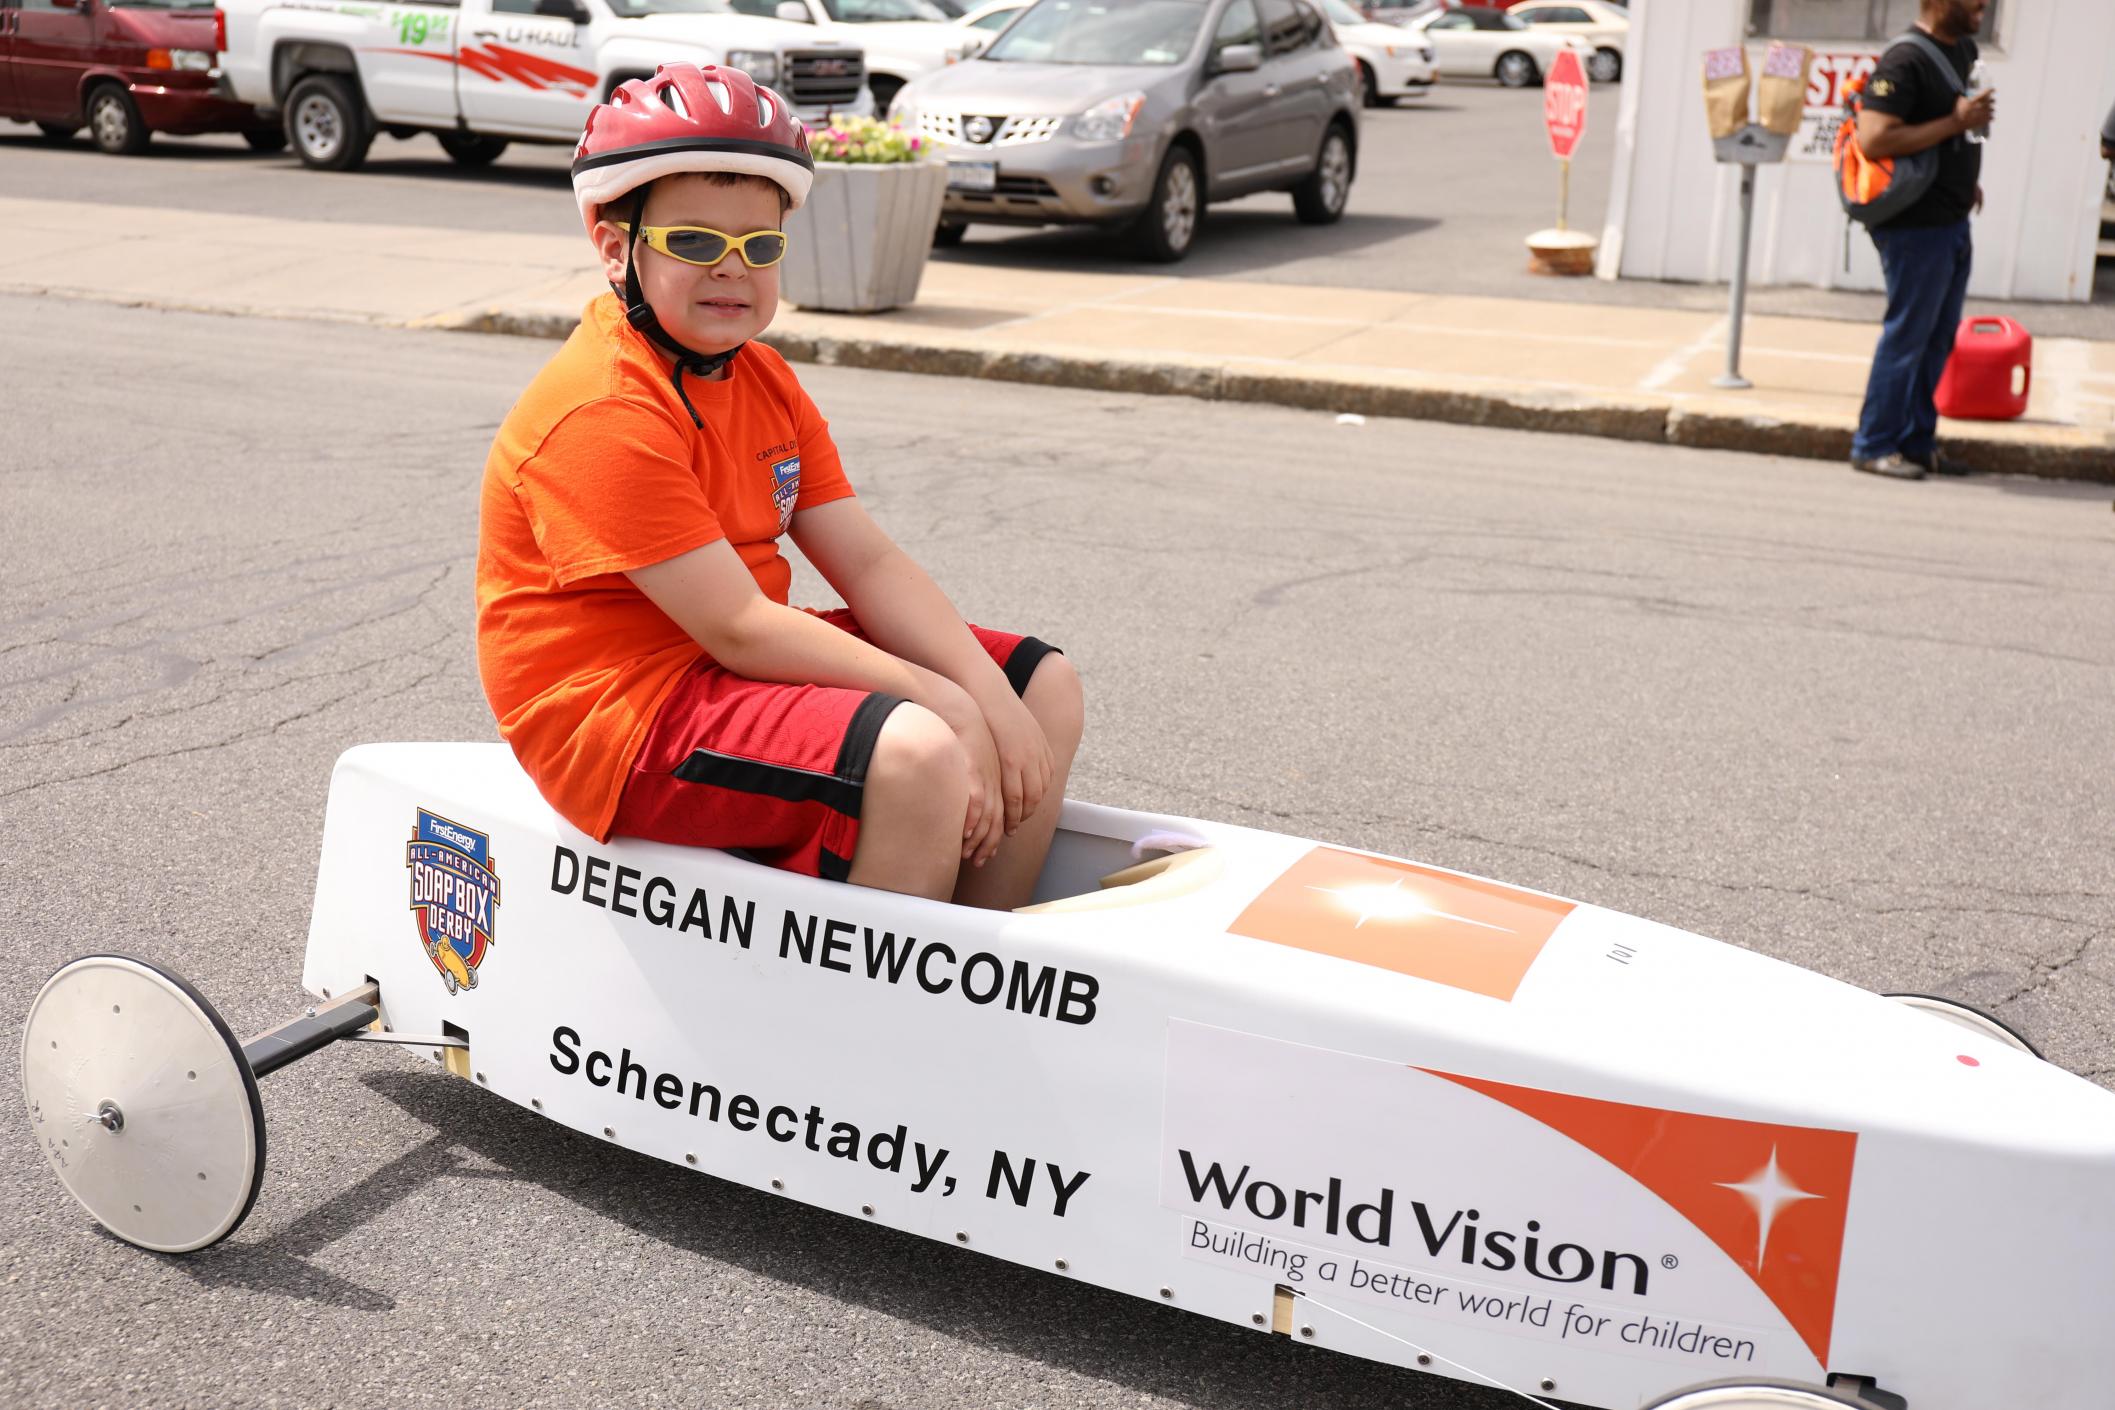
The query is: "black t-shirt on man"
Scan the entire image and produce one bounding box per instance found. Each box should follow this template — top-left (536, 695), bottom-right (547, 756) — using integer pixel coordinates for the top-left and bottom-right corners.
top-left (1861, 30), bottom-right (1981, 228)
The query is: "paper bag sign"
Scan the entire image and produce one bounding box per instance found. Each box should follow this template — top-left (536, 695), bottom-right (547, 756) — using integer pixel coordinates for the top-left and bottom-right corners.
top-left (1758, 41), bottom-right (1813, 135)
top-left (1702, 44), bottom-right (1751, 140)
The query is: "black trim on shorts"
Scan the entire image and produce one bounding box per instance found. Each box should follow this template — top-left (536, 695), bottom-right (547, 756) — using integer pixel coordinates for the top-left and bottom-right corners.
top-left (671, 747), bottom-right (862, 817)
top-left (1003, 638), bottom-right (1061, 698)
top-left (834, 692), bottom-right (905, 788)
top-left (818, 848), bottom-right (853, 883)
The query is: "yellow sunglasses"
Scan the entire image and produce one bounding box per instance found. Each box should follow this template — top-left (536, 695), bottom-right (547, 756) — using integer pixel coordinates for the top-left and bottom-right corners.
top-left (617, 222), bottom-right (789, 269)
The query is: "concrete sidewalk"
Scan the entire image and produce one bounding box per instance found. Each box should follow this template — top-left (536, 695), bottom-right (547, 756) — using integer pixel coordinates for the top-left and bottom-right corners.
top-left (5, 195), bottom-right (2110, 480)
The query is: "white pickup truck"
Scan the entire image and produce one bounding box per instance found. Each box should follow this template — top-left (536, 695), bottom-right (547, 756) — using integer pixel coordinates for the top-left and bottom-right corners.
top-left (725, 0), bottom-right (972, 114)
top-left (218, 0), bottom-right (869, 171)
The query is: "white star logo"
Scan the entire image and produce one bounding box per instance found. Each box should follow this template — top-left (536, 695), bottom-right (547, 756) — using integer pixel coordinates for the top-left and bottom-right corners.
top-left (1716, 1146), bottom-right (1823, 1269)
top-left (1306, 880), bottom-right (1519, 934)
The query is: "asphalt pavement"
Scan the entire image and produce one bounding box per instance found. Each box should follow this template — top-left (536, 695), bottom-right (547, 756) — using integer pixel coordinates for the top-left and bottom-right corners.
top-left (3, 295), bottom-right (2112, 1409)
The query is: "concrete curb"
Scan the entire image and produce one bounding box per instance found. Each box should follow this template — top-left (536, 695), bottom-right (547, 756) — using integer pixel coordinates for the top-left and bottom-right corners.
top-left (445, 305), bottom-right (2115, 484)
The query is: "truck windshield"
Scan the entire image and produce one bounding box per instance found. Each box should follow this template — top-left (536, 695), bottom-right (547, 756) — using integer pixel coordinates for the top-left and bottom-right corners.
top-left (819, 0), bottom-right (951, 18)
top-left (982, 0), bottom-right (1203, 63)
top-left (108, 0), bottom-right (217, 8)
top-left (605, 0), bottom-right (737, 14)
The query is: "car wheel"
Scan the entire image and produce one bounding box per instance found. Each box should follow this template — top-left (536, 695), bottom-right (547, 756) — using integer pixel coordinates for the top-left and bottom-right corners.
top-left (35, 122), bottom-right (80, 143)
top-left (87, 84), bottom-right (150, 157)
top-left (1357, 60), bottom-right (1379, 108)
top-left (242, 128), bottom-right (288, 153)
top-left (1292, 122), bottom-right (1353, 225)
top-left (284, 73), bottom-right (373, 172)
top-left (1588, 46), bottom-right (1622, 82)
top-left (1129, 143), bottom-right (1201, 263)
top-left (932, 220), bottom-right (969, 248)
top-left (1495, 50), bottom-right (1539, 88)
top-left (438, 131), bottom-right (509, 167)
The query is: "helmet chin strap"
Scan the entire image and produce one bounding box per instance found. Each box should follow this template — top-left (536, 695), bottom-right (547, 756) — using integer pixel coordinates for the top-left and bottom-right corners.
top-left (619, 187), bottom-right (741, 429)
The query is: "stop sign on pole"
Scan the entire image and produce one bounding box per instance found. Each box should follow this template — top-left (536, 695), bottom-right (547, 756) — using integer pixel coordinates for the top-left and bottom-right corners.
top-left (1543, 48), bottom-right (1589, 160)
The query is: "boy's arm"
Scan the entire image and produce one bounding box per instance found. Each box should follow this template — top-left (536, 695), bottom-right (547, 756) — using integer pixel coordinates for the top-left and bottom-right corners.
top-left (625, 539), bottom-right (1006, 863)
top-left (790, 497), bottom-right (1055, 842)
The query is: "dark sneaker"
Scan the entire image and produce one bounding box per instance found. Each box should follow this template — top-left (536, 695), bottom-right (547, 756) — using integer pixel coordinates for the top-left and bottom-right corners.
top-left (1850, 453), bottom-right (1926, 480)
top-left (1906, 449), bottom-right (1974, 476)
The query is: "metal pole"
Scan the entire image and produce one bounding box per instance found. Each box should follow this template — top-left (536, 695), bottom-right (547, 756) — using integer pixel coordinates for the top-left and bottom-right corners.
top-left (1714, 163), bottom-right (1756, 390)
top-left (1558, 157), bottom-right (1570, 232)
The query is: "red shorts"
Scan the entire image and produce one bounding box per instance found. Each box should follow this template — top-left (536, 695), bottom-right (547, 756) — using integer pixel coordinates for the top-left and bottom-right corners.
top-left (609, 609), bottom-right (1059, 881)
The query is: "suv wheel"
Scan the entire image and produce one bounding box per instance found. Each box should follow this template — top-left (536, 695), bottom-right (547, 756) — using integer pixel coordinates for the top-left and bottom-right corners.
top-left (438, 132), bottom-right (509, 167)
top-left (285, 73), bottom-right (374, 172)
top-left (933, 220), bottom-right (969, 248)
top-left (1292, 123), bottom-right (1353, 225)
top-left (1588, 46), bottom-right (1622, 82)
top-left (1495, 50), bottom-right (1540, 87)
top-left (87, 84), bottom-right (150, 156)
top-left (35, 122), bottom-right (80, 143)
top-left (1129, 144), bottom-right (1201, 263)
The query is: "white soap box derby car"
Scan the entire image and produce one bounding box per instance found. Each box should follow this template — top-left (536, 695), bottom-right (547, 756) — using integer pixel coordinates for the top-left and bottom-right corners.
top-left (24, 742), bottom-right (2115, 1410)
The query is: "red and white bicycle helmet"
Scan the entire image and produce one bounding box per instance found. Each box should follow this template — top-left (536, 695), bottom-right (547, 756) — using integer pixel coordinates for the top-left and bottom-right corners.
top-left (571, 62), bottom-right (814, 233)
top-left (570, 63), bottom-right (815, 423)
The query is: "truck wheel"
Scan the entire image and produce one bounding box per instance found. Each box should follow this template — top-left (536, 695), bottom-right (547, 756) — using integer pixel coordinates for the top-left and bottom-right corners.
top-left (243, 128), bottom-right (288, 153)
top-left (437, 132), bottom-right (509, 167)
top-left (1128, 143), bottom-right (1201, 263)
top-left (932, 220), bottom-right (969, 248)
top-left (1589, 46), bottom-right (1622, 82)
top-left (1495, 50), bottom-right (1539, 88)
top-left (869, 74), bottom-right (904, 116)
top-left (1291, 122), bottom-right (1353, 225)
top-left (36, 122), bottom-right (80, 143)
top-left (285, 73), bottom-right (373, 172)
top-left (87, 84), bottom-right (151, 156)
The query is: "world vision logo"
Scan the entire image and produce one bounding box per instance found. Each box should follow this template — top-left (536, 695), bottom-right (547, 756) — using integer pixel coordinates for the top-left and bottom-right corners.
top-left (1430, 1071), bottom-right (1858, 1367)
top-left (407, 809), bottom-right (501, 995)
top-left (1228, 847), bottom-right (1574, 1001)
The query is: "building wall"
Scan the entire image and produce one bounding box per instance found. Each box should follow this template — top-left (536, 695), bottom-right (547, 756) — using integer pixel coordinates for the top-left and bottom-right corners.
top-left (1600, 0), bottom-right (2113, 302)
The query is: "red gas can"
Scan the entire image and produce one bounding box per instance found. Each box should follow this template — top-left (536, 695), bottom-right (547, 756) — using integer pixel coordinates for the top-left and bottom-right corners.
top-left (1935, 316), bottom-right (2032, 420)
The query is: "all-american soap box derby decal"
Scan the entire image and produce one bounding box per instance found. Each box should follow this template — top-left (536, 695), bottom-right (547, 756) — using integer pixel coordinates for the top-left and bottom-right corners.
top-left (406, 809), bottom-right (500, 994)
top-left (1163, 1022), bottom-right (1857, 1377)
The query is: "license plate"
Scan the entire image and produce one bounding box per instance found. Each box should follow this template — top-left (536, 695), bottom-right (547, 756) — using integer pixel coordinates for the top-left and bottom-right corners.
top-left (947, 160), bottom-right (997, 192)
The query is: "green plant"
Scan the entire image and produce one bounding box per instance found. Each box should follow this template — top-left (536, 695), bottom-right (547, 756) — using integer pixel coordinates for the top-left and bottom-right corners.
top-left (807, 114), bottom-right (927, 164)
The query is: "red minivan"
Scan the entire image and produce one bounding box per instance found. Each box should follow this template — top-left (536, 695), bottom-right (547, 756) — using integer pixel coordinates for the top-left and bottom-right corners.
top-left (0, 0), bottom-right (278, 154)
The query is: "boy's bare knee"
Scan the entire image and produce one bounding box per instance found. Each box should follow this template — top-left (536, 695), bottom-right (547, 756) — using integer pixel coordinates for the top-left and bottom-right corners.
top-left (868, 703), bottom-right (969, 805)
top-left (1024, 652), bottom-right (1084, 753)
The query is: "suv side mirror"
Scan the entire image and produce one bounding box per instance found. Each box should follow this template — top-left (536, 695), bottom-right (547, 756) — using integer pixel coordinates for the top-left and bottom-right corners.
top-left (776, 0), bottom-right (811, 20)
top-left (1212, 42), bottom-right (1261, 73)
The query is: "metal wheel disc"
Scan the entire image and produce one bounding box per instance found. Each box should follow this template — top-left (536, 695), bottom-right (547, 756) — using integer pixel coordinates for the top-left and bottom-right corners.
top-left (1643, 1380), bottom-right (1865, 1409)
top-left (1885, 991), bottom-right (2043, 1058)
top-left (91, 95), bottom-right (128, 147)
top-left (296, 96), bottom-right (341, 161)
top-left (21, 955), bottom-right (265, 1253)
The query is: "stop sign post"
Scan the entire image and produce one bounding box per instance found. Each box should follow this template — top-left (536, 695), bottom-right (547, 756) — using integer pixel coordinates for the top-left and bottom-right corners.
top-left (1542, 48), bottom-right (1589, 230)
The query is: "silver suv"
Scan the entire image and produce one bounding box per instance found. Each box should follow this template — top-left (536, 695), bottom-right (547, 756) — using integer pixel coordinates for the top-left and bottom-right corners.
top-left (891, 0), bottom-right (1360, 260)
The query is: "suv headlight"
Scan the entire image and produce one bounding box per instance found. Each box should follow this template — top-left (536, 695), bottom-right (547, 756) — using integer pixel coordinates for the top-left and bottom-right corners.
top-left (728, 50), bottom-right (779, 84)
top-left (1074, 91), bottom-right (1145, 143)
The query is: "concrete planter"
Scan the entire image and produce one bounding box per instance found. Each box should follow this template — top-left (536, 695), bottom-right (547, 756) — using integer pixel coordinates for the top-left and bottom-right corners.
top-left (780, 159), bottom-right (949, 314)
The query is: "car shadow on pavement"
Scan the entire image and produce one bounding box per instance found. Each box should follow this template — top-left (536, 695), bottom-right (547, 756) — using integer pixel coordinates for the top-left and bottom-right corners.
top-left (937, 211), bottom-right (1440, 282)
top-left (215, 1066), bottom-right (1549, 1410)
top-left (169, 1131), bottom-right (527, 1311)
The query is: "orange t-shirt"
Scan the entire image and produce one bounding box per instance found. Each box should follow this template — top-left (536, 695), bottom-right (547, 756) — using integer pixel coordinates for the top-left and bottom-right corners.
top-left (476, 295), bottom-right (856, 841)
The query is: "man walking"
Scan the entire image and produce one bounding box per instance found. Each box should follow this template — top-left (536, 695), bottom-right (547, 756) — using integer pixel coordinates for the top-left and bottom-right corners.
top-left (1847, 0), bottom-right (1995, 480)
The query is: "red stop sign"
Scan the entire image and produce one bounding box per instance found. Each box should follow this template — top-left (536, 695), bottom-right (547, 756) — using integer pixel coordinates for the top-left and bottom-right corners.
top-left (1542, 48), bottom-right (1589, 160)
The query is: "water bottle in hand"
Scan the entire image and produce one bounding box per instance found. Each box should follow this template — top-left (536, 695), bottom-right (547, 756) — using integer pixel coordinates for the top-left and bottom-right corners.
top-left (1965, 59), bottom-right (1990, 143)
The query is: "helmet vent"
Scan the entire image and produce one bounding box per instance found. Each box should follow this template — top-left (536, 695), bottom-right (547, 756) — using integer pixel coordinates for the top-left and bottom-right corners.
top-left (757, 92), bottom-right (775, 126)
top-left (705, 78), bottom-right (732, 113)
top-left (658, 81), bottom-right (690, 118)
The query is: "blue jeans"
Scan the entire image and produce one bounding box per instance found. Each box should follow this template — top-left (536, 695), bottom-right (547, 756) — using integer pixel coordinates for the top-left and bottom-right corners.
top-left (1852, 219), bottom-right (1973, 462)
